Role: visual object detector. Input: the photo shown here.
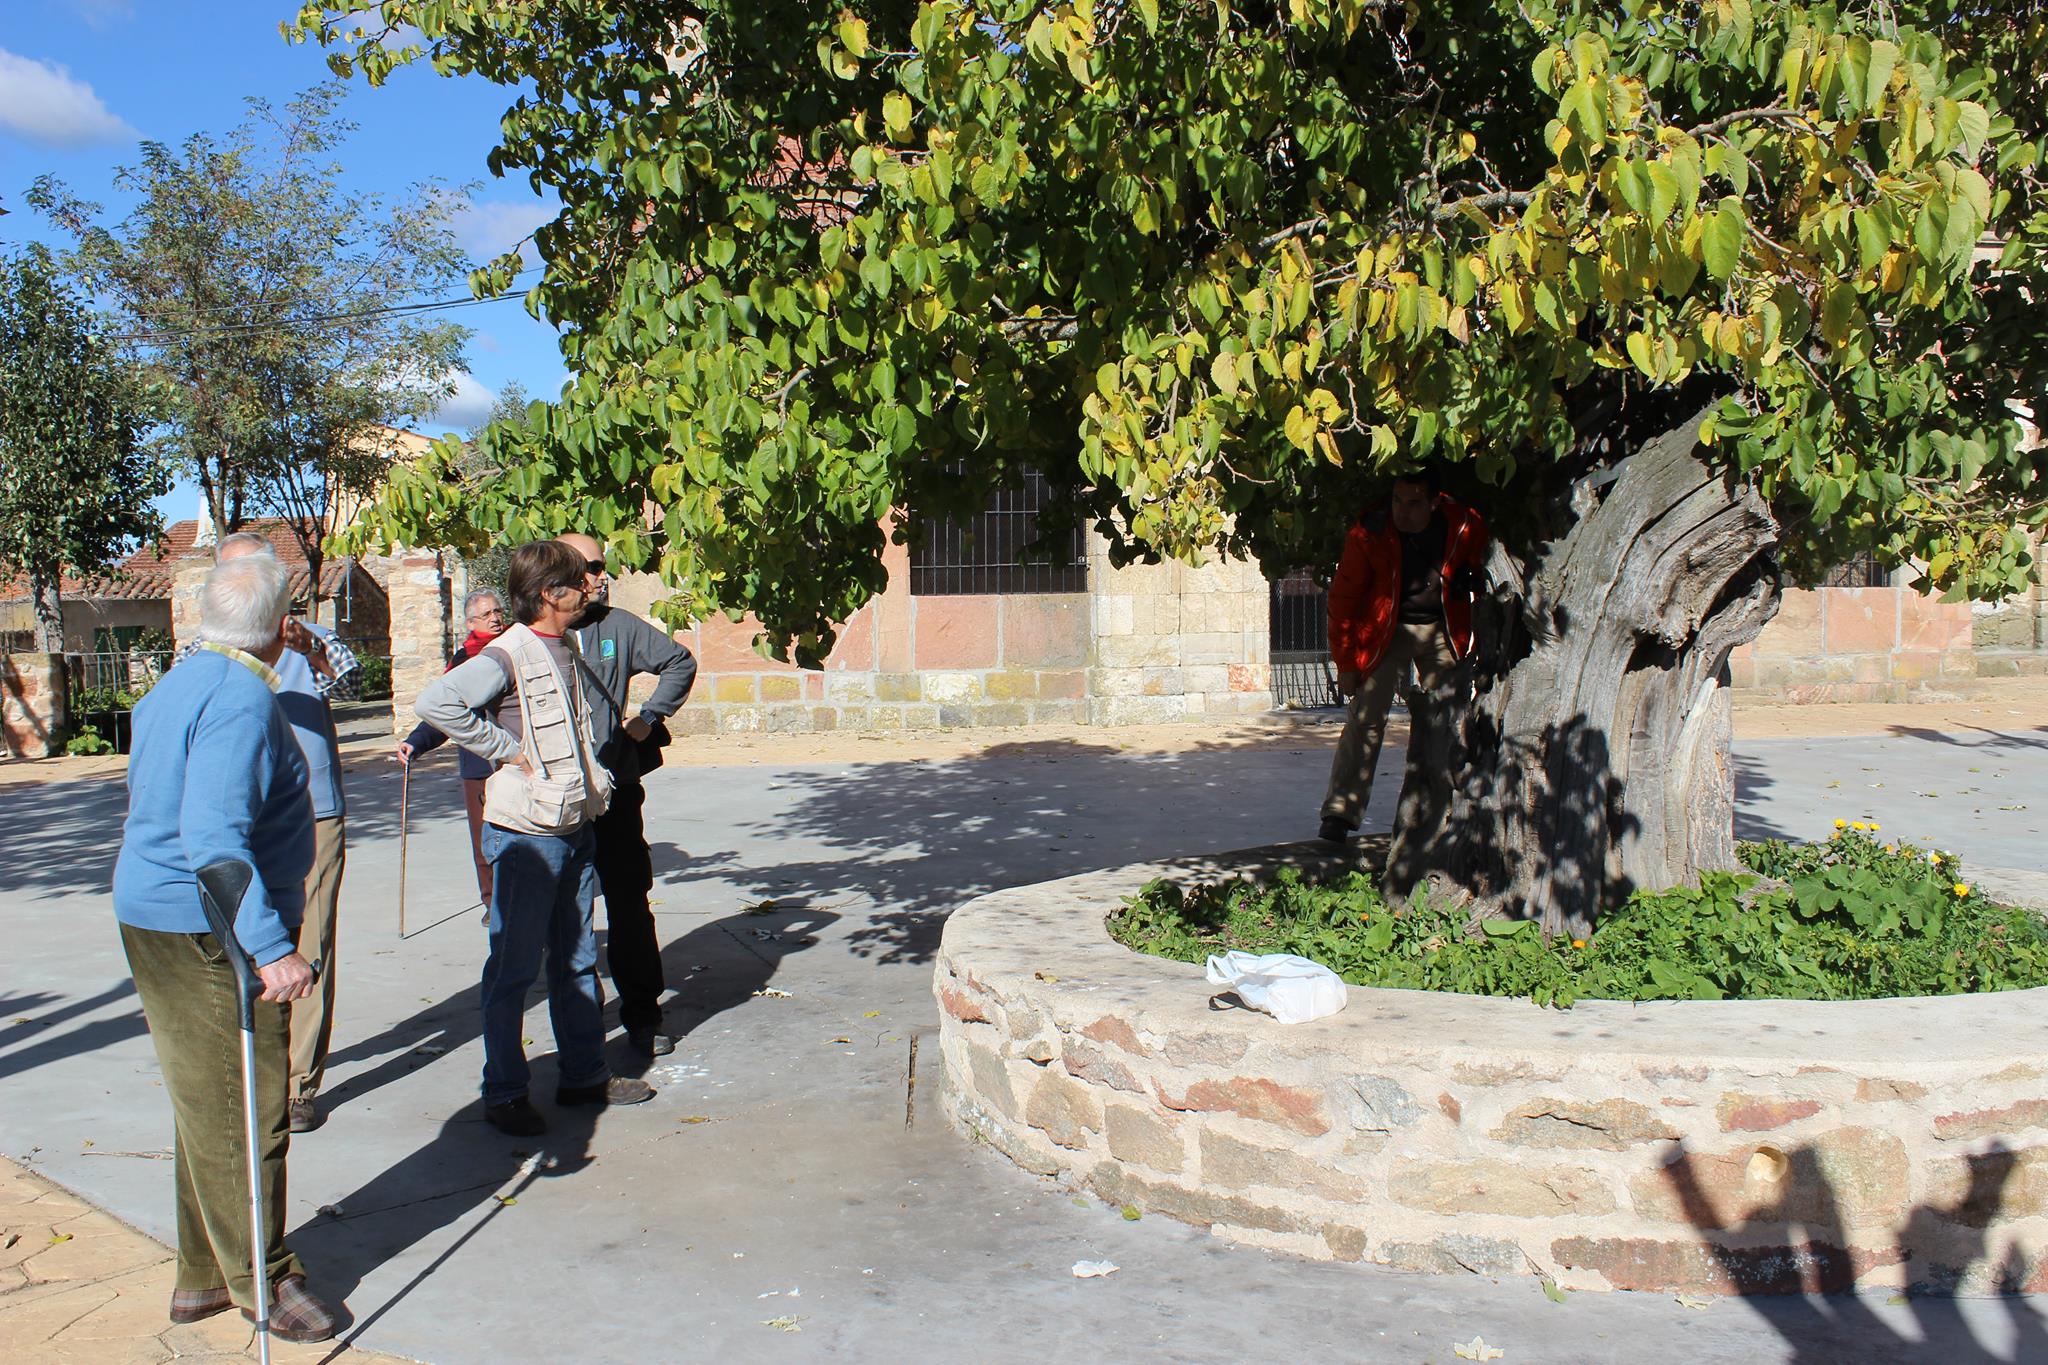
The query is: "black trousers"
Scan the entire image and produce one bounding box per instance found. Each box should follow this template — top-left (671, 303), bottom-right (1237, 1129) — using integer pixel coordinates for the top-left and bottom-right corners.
top-left (592, 779), bottom-right (661, 1035)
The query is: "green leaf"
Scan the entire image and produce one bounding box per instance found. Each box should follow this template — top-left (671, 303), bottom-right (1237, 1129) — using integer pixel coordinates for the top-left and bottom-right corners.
top-left (883, 92), bottom-right (913, 139)
top-left (1864, 39), bottom-right (1899, 114)
top-left (836, 16), bottom-right (869, 59)
top-left (1703, 199), bottom-right (1745, 281)
top-left (1955, 101), bottom-right (1991, 160)
top-left (1136, 0), bottom-right (1160, 34)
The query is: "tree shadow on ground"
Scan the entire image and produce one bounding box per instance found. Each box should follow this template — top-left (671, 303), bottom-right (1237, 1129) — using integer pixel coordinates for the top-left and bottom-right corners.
top-left (0, 982), bottom-right (145, 1084)
top-left (1615, 1139), bottom-right (2048, 1362)
top-left (645, 733), bottom-right (1366, 968)
top-left (1884, 724), bottom-right (2048, 754)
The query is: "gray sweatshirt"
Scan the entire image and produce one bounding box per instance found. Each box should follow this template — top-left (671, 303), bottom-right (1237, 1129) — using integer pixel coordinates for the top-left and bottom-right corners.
top-left (413, 635), bottom-right (580, 768)
top-left (566, 604), bottom-right (697, 782)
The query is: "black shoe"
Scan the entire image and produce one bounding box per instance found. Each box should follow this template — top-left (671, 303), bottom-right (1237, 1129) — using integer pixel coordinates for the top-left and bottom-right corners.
top-left (627, 1030), bottom-right (676, 1057)
top-left (484, 1097), bottom-right (548, 1136)
top-left (1318, 818), bottom-right (1352, 846)
top-left (556, 1076), bottom-right (655, 1108)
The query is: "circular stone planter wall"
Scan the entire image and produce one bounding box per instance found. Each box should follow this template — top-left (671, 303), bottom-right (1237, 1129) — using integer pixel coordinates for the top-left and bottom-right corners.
top-left (933, 845), bottom-right (2048, 1295)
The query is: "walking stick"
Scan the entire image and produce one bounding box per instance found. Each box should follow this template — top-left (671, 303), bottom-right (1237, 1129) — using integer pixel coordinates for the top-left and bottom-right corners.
top-left (397, 761), bottom-right (411, 939)
top-left (191, 859), bottom-right (274, 1365)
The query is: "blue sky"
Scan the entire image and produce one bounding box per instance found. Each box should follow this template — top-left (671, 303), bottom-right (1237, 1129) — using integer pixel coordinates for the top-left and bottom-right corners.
top-left (0, 1), bottom-right (568, 525)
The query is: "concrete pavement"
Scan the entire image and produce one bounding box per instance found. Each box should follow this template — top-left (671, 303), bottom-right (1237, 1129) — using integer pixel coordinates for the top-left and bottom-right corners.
top-left (3, 720), bottom-right (2047, 1363)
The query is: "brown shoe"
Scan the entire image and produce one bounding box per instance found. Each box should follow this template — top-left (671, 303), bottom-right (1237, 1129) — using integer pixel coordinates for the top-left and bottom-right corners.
top-left (288, 1098), bottom-right (323, 1133)
top-left (555, 1076), bottom-right (655, 1108)
top-left (169, 1285), bottom-right (233, 1324)
top-left (245, 1273), bottom-right (340, 1343)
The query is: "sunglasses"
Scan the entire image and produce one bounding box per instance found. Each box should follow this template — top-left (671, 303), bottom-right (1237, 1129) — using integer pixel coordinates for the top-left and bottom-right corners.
top-left (583, 559), bottom-right (607, 574)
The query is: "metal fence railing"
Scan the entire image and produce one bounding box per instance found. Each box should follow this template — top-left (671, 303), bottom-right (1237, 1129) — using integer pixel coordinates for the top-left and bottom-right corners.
top-left (62, 649), bottom-right (174, 753)
top-left (1269, 571), bottom-right (1342, 710)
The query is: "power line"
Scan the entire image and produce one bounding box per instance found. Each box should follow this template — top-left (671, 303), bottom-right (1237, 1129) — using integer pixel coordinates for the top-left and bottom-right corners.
top-left (105, 268), bottom-right (544, 345)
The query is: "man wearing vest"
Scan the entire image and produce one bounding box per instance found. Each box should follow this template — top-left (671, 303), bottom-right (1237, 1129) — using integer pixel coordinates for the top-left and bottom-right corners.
top-left (414, 540), bottom-right (656, 1136)
top-left (1320, 471), bottom-right (1490, 845)
top-left (557, 533), bottom-right (698, 1058)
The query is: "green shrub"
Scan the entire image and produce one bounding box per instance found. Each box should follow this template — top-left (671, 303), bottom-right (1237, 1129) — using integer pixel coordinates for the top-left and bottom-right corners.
top-left (65, 724), bottom-right (114, 757)
top-left (1106, 826), bottom-right (2048, 1007)
top-left (355, 656), bottom-right (392, 700)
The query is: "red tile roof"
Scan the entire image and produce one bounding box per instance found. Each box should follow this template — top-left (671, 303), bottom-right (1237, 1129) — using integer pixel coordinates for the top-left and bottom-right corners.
top-left (0, 518), bottom-right (372, 605)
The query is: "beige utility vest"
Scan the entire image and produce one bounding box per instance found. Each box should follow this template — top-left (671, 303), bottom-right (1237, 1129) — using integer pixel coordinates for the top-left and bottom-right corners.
top-left (480, 623), bottom-right (613, 836)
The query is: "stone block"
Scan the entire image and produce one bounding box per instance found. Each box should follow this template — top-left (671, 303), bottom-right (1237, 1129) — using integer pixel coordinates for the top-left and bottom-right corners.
top-left (1923, 1147), bottom-right (2048, 1227)
top-left (1199, 1129), bottom-right (1371, 1203)
top-left (1036, 669), bottom-right (1087, 701)
top-left (1552, 1234), bottom-right (1901, 1294)
top-left (808, 706), bottom-right (841, 730)
top-left (1181, 664), bottom-right (1232, 696)
top-left (1380, 1234), bottom-right (1529, 1277)
top-left (921, 672), bottom-right (983, 705)
top-left (713, 675), bottom-right (757, 704)
top-left (1104, 1104), bottom-right (1186, 1174)
top-left (1180, 637), bottom-right (1246, 669)
top-left (1934, 1097), bottom-right (2048, 1142)
top-left (984, 670), bottom-right (1036, 701)
top-left (1628, 1129), bottom-right (1909, 1229)
top-left (1093, 694), bottom-right (1187, 726)
top-left (903, 704), bottom-right (941, 728)
top-left (1717, 1094), bottom-right (1823, 1132)
top-left (873, 672), bottom-right (921, 702)
top-left (964, 1038), bottom-right (1018, 1120)
top-left (1822, 588), bottom-right (1899, 654)
top-left (1001, 595), bottom-right (1090, 666)
top-left (1490, 1098), bottom-right (1681, 1151)
top-left (1140, 665), bottom-right (1185, 696)
top-left (971, 703), bottom-right (1031, 728)
top-left (1089, 667), bottom-right (1146, 698)
top-left (1080, 1015), bottom-right (1148, 1056)
top-left (0, 653), bottom-right (65, 760)
top-left (1062, 1038), bottom-right (1146, 1094)
top-left (1387, 1158), bottom-right (1617, 1218)
top-left (824, 672), bottom-right (877, 703)
top-left (913, 595), bottom-right (1001, 669)
top-left (1031, 700), bottom-right (1089, 725)
top-left (1086, 1165), bottom-right (1304, 1236)
top-left (1227, 663), bottom-right (1267, 693)
top-left (1025, 1072), bottom-right (1105, 1150)
top-left (1156, 1076), bottom-right (1330, 1137)
top-left (1749, 589), bottom-right (1822, 657)
top-left (1339, 1075), bottom-right (1423, 1134)
top-left (1855, 1078), bottom-right (1927, 1104)
top-left (825, 608), bottom-right (876, 670)
top-left (1095, 633), bottom-right (1180, 668)
top-left (759, 675), bottom-right (802, 703)
top-left (1094, 595), bottom-right (1136, 638)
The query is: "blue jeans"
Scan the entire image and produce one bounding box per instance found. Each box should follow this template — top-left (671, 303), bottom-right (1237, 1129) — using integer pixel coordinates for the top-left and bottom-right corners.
top-left (479, 823), bottom-right (610, 1106)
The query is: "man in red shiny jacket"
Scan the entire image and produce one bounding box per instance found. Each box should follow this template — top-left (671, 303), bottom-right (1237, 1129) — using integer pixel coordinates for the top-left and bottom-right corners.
top-left (1320, 470), bottom-right (1489, 844)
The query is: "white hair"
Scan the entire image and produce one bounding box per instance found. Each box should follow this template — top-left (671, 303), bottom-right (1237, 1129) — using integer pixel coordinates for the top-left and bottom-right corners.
top-left (463, 588), bottom-right (503, 618)
top-left (215, 531), bottom-right (275, 561)
top-left (198, 554), bottom-right (291, 653)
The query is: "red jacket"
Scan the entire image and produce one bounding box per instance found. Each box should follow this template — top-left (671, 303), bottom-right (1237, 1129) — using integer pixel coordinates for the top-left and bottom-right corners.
top-left (1327, 494), bottom-right (1490, 677)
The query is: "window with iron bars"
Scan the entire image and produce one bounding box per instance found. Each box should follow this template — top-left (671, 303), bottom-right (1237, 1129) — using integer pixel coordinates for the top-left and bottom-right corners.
top-left (1819, 550), bottom-right (1893, 588)
top-left (909, 468), bottom-right (1089, 595)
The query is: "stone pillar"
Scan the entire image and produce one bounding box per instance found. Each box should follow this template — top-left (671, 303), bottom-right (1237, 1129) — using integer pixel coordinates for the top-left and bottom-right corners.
top-left (170, 559), bottom-right (210, 653)
top-left (374, 549), bottom-right (455, 737)
top-left (1086, 534), bottom-right (1271, 725)
top-left (1, 653), bottom-right (67, 760)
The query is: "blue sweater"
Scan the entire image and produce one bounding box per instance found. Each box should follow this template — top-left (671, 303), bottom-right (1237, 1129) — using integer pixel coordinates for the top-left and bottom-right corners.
top-left (113, 650), bottom-right (314, 966)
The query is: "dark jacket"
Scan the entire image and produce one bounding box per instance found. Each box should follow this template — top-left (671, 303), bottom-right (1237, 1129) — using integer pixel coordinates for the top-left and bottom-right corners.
top-left (403, 640), bottom-right (500, 781)
top-left (1328, 493), bottom-right (1490, 677)
top-left (567, 604), bottom-right (698, 784)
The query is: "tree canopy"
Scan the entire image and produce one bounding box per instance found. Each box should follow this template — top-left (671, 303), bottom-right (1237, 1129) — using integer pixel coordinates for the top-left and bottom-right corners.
top-left (297, 1), bottom-right (2047, 661)
top-left (0, 249), bottom-right (163, 653)
top-left (30, 84), bottom-right (472, 552)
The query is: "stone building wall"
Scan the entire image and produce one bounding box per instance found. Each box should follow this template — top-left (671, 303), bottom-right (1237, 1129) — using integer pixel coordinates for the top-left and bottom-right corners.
top-left (0, 653), bottom-right (65, 759)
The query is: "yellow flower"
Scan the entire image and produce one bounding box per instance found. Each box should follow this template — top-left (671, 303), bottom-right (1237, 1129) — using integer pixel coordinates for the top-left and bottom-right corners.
top-left (1885, 845), bottom-right (1897, 855)
top-left (1851, 820), bottom-right (1868, 832)
top-left (1571, 938), bottom-right (1588, 950)
top-left (1834, 819), bottom-right (1848, 830)
top-left (1954, 883), bottom-right (1971, 899)
top-left (1870, 822), bottom-right (1881, 832)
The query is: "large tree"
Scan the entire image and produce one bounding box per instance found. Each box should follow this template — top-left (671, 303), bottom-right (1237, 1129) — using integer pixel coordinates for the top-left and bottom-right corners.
top-left (29, 83), bottom-right (471, 609)
top-left (0, 248), bottom-right (164, 655)
top-left (298, 1), bottom-right (2047, 934)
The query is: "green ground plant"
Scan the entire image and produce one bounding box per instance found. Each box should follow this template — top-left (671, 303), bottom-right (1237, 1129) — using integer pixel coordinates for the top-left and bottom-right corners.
top-left (1108, 825), bottom-right (2048, 1006)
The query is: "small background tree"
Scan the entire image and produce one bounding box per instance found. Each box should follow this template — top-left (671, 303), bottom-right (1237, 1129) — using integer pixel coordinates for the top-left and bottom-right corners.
top-left (29, 82), bottom-right (471, 603)
top-left (0, 247), bottom-right (164, 656)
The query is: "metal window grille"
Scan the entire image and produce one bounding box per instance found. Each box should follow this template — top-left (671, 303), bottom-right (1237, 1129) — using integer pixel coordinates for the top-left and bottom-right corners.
top-left (909, 469), bottom-right (1088, 595)
top-left (1269, 570), bottom-right (1343, 709)
top-left (1820, 551), bottom-right (1892, 588)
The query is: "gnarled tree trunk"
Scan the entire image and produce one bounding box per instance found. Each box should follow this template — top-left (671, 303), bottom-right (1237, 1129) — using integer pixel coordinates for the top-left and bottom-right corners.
top-left (1385, 410), bottom-right (1781, 941)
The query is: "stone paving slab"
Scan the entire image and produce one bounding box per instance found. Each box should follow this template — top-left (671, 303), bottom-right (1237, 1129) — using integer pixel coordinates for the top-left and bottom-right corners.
top-left (0, 1157), bottom-right (417, 1365)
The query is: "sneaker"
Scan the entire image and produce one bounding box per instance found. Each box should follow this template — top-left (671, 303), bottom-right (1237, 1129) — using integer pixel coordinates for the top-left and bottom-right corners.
top-left (484, 1096), bottom-right (548, 1136)
top-left (245, 1274), bottom-right (340, 1344)
top-left (168, 1285), bottom-right (233, 1324)
top-left (287, 1098), bottom-right (322, 1133)
top-left (556, 1076), bottom-right (655, 1108)
top-left (627, 1030), bottom-right (676, 1057)
top-left (1317, 818), bottom-right (1352, 846)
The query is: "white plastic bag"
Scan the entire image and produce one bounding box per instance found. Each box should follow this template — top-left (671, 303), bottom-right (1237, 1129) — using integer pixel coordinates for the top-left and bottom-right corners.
top-left (1204, 951), bottom-right (1348, 1024)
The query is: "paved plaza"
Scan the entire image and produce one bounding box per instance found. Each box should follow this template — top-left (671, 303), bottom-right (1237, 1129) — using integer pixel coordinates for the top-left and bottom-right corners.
top-left (4, 710), bottom-right (2047, 1363)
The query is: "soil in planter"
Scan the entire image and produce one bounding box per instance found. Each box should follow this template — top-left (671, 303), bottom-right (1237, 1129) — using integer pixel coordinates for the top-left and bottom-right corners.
top-left (1107, 826), bottom-right (2048, 1007)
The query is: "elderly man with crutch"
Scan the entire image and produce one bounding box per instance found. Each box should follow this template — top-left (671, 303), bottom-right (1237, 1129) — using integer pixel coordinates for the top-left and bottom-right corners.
top-left (113, 551), bottom-right (344, 1344)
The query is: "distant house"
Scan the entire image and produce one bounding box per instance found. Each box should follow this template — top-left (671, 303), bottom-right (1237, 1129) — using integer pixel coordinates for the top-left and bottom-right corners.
top-left (0, 517), bottom-right (391, 655)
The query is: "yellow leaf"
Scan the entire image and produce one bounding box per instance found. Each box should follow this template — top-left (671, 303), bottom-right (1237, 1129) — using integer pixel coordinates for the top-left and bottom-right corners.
top-left (1454, 1337), bottom-right (1505, 1362)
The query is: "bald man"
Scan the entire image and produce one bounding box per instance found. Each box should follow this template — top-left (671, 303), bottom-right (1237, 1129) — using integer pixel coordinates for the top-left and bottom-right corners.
top-left (558, 533), bottom-right (698, 1057)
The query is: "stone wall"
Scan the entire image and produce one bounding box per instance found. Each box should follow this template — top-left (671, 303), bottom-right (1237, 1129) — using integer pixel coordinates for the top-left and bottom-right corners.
top-left (1728, 585), bottom-right (2042, 702)
top-left (0, 653), bottom-right (66, 760)
top-left (936, 849), bottom-right (2048, 1295)
top-left (371, 549), bottom-right (458, 737)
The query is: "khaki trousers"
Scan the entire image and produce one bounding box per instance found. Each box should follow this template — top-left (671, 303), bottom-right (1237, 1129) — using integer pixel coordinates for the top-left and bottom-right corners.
top-left (121, 923), bottom-right (301, 1305)
top-left (463, 777), bottom-right (493, 904)
top-left (1321, 620), bottom-right (1461, 830)
top-left (288, 816), bottom-right (345, 1103)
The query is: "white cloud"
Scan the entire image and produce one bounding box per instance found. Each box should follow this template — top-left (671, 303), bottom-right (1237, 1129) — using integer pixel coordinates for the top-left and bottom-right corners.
top-left (0, 49), bottom-right (136, 147)
top-left (428, 371), bottom-right (499, 433)
top-left (72, 1), bottom-right (135, 28)
top-left (453, 197), bottom-right (557, 269)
